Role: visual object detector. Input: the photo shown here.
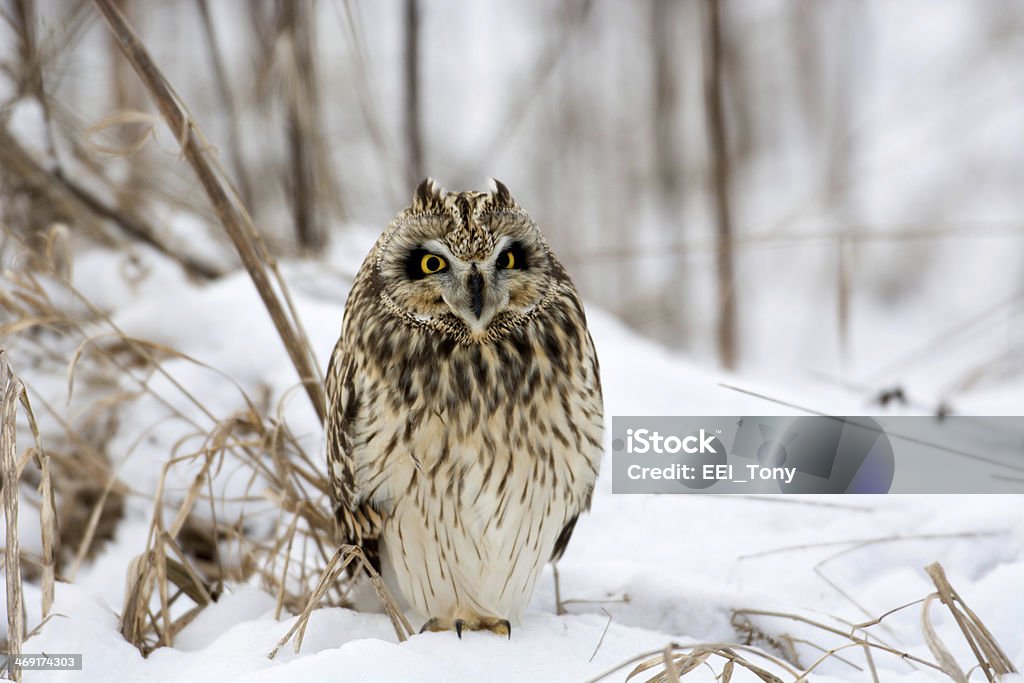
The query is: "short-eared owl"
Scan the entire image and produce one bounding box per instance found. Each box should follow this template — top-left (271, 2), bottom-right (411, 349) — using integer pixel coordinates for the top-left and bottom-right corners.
top-left (326, 179), bottom-right (603, 636)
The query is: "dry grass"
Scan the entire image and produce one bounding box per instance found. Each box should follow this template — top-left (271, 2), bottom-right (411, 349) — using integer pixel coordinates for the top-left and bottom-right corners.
top-left (112, 403), bottom-right (338, 655)
top-left (585, 641), bottom-right (799, 683)
top-left (585, 560), bottom-right (1017, 683)
top-left (0, 225), bottom-right (385, 657)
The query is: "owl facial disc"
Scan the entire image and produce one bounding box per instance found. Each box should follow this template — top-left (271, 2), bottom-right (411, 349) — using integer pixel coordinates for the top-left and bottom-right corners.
top-left (377, 178), bottom-right (552, 340)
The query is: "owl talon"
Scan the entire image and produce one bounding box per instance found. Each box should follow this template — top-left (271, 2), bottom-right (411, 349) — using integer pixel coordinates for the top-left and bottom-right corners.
top-left (476, 616), bottom-right (512, 637)
top-left (496, 619), bottom-right (511, 639)
top-left (417, 615), bottom-right (512, 638)
top-left (419, 617), bottom-right (447, 634)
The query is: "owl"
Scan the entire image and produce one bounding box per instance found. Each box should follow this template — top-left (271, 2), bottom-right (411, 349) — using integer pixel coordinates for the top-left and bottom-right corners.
top-left (325, 178), bottom-right (603, 637)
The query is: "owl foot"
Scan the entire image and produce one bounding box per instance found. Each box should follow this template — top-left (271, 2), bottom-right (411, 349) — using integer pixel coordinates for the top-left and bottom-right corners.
top-left (479, 617), bottom-right (512, 639)
top-left (419, 616), bottom-right (512, 639)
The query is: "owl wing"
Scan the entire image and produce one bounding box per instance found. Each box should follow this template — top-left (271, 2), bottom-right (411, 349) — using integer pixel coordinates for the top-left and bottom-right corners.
top-left (550, 326), bottom-right (603, 563)
top-left (550, 515), bottom-right (580, 563)
top-left (325, 340), bottom-right (383, 572)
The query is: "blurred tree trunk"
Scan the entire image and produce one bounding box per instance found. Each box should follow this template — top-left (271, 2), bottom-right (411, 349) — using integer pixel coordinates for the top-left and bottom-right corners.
top-left (195, 0), bottom-right (254, 212)
top-left (651, 0), bottom-right (682, 205)
top-left (650, 0), bottom-right (687, 345)
top-left (403, 0), bottom-right (423, 185)
top-left (11, 0), bottom-right (40, 110)
top-left (10, 0), bottom-right (59, 171)
top-left (826, 3), bottom-right (859, 367)
top-left (702, 0), bottom-right (737, 369)
top-left (280, 0), bottom-right (322, 250)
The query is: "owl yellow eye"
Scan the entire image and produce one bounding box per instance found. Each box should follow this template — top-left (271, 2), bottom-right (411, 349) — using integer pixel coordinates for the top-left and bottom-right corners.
top-left (420, 253), bottom-right (447, 274)
top-left (496, 243), bottom-right (527, 270)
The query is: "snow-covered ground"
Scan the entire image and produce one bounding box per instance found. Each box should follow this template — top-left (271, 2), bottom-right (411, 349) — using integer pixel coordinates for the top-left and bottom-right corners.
top-left (6, 237), bottom-right (1024, 683)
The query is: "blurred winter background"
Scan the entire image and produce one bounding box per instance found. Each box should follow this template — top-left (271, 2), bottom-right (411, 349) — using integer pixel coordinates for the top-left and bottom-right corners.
top-left (1, 1), bottom-right (1023, 681)
top-left (4, 0), bottom-right (1024, 388)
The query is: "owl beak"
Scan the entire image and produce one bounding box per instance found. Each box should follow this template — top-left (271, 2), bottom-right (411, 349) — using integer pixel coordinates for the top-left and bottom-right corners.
top-left (467, 269), bottom-right (485, 319)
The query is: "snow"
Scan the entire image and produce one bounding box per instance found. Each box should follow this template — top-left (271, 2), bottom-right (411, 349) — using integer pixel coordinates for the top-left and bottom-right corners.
top-left (5, 240), bottom-right (1022, 683)
top-left (2, 1), bottom-right (1023, 679)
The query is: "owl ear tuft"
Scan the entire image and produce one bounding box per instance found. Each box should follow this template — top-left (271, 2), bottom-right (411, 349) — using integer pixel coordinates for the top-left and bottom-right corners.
top-left (488, 178), bottom-right (517, 209)
top-left (412, 177), bottom-right (447, 213)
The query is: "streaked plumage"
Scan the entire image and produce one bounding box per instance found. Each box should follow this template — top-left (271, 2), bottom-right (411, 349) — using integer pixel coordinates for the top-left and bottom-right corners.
top-left (325, 179), bottom-right (603, 635)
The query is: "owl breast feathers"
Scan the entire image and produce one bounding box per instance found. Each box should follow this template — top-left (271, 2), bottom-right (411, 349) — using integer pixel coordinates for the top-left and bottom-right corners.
top-left (325, 179), bottom-right (603, 637)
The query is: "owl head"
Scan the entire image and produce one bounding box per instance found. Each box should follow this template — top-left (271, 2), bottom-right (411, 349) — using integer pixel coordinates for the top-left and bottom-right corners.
top-left (373, 178), bottom-right (555, 339)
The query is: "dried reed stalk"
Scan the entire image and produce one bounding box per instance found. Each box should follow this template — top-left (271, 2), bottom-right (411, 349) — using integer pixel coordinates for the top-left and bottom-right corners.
top-left (733, 607), bottom-right (945, 674)
top-left (0, 126), bottom-right (220, 280)
top-left (923, 561), bottom-right (1017, 682)
top-left (923, 593), bottom-right (969, 683)
top-left (119, 534), bottom-right (216, 655)
top-left (267, 545), bottom-right (413, 660)
top-left (66, 469), bottom-right (122, 580)
top-left (1, 356), bottom-right (25, 683)
top-left (0, 352), bottom-right (52, 683)
top-left (34, 434), bottom-right (55, 620)
top-left (587, 641), bottom-right (797, 683)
